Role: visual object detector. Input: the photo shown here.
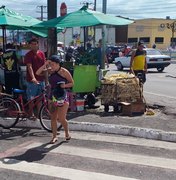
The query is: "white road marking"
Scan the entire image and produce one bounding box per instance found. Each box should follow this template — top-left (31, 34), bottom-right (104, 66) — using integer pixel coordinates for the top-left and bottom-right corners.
top-left (144, 91), bottom-right (176, 99)
top-left (60, 132), bottom-right (176, 150)
top-left (0, 159), bottom-right (138, 180)
top-left (25, 142), bottom-right (176, 170)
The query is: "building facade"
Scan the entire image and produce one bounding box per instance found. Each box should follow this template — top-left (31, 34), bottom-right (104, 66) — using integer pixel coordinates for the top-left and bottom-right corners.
top-left (127, 18), bottom-right (176, 49)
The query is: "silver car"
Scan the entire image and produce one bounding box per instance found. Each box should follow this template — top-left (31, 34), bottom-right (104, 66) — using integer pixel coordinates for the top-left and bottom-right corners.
top-left (114, 48), bottom-right (171, 72)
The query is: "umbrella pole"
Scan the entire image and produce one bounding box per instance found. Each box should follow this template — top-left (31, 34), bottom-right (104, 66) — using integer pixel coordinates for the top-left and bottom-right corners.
top-left (62, 28), bottom-right (67, 61)
top-left (101, 25), bottom-right (106, 69)
top-left (83, 27), bottom-right (86, 51)
top-left (2, 26), bottom-right (6, 52)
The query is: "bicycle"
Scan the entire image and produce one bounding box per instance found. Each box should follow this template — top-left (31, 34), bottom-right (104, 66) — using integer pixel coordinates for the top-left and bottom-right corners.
top-left (0, 92), bottom-right (21, 129)
top-left (0, 87), bottom-right (62, 132)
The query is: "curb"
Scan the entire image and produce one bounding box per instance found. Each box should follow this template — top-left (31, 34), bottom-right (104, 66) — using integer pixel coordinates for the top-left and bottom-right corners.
top-left (14, 120), bottom-right (176, 143)
top-left (69, 121), bottom-right (176, 142)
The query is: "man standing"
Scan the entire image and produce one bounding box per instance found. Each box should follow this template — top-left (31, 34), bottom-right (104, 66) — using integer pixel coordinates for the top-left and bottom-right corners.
top-left (97, 39), bottom-right (109, 69)
top-left (24, 38), bottom-right (46, 118)
top-left (130, 41), bottom-right (147, 83)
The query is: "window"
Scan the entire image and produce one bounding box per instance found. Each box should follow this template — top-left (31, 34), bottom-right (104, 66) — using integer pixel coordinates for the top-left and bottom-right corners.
top-left (170, 37), bottom-right (176, 43)
top-left (128, 38), bottom-right (138, 43)
top-left (139, 37), bottom-right (150, 43)
top-left (155, 37), bottom-right (164, 44)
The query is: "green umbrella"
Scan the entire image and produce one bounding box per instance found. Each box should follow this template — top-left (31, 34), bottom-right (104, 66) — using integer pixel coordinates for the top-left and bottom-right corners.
top-left (34, 5), bottom-right (134, 68)
top-left (0, 6), bottom-right (41, 27)
top-left (35, 5), bottom-right (134, 28)
top-left (0, 5), bottom-right (43, 50)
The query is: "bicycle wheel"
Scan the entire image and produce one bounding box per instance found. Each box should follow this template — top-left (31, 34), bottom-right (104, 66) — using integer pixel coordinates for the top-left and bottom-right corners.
top-left (39, 104), bottom-right (62, 132)
top-left (0, 97), bottom-right (21, 129)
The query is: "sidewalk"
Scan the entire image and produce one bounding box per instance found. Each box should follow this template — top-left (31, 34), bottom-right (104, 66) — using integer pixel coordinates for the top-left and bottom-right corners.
top-left (14, 95), bottom-right (176, 143)
top-left (67, 99), bottom-right (176, 143)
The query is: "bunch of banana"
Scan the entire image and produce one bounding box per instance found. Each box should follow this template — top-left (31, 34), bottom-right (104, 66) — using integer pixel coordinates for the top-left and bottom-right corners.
top-left (145, 109), bottom-right (155, 116)
top-left (102, 73), bottom-right (135, 84)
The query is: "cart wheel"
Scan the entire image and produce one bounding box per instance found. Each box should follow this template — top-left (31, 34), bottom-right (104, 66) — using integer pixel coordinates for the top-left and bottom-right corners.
top-left (104, 105), bottom-right (109, 112)
top-left (114, 104), bottom-right (122, 113)
top-left (87, 93), bottom-right (96, 108)
top-left (113, 105), bottom-right (118, 112)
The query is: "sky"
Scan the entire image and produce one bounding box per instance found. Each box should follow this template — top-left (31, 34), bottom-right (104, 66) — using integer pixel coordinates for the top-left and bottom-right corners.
top-left (1, 0), bottom-right (176, 20)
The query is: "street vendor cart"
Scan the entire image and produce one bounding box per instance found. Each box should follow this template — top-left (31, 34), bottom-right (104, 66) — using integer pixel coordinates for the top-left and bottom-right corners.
top-left (63, 46), bottom-right (108, 110)
top-left (101, 73), bottom-right (146, 115)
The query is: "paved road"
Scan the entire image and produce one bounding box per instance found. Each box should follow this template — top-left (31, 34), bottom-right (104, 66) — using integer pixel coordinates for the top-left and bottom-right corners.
top-left (108, 63), bottom-right (176, 110)
top-left (1, 129), bottom-right (176, 180)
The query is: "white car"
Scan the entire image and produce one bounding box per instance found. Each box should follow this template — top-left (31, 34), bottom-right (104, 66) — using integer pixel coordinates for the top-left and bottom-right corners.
top-left (114, 48), bottom-right (171, 72)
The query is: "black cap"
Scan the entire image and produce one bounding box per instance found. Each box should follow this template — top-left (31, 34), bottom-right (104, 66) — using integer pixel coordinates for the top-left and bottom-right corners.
top-left (49, 55), bottom-right (63, 65)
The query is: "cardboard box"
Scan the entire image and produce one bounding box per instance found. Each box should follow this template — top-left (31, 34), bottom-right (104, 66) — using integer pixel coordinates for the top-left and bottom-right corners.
top-left (121, 102), bottom-right (146, 116)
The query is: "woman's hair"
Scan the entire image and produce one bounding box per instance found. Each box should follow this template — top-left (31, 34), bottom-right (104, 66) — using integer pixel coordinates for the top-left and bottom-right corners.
top-left (49, 55), bottom-right (63, 66)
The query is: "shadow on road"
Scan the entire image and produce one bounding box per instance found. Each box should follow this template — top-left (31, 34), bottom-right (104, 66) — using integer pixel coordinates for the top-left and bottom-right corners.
top-left (1, 139), bottom-right (67, 163)
top-left (0, 128), bottom-right (31, 141)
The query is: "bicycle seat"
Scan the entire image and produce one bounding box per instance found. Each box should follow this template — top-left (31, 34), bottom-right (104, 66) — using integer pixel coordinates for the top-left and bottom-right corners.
top-left (13, 88), bottom-right (25, 94)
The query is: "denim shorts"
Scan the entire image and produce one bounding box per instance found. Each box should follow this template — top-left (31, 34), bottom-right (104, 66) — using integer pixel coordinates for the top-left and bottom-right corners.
top-left (26, 81), bottom-right (45, 100)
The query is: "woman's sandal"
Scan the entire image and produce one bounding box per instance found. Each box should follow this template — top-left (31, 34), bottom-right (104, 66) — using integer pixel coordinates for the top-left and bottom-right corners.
top-left (50, 137), bottom-right (58, 144)
top-left (65, 136), bottom-right (71, 141)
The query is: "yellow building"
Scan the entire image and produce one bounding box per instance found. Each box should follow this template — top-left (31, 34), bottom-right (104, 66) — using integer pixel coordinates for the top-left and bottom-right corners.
top-left (128, 18), bottom-right (176, 49)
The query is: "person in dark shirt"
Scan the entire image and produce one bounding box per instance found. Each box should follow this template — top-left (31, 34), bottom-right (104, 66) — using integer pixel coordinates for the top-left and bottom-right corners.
top-left (36, 55), bottom-right (74, 144)
top-left (2, 44), bottom-right (20, 94)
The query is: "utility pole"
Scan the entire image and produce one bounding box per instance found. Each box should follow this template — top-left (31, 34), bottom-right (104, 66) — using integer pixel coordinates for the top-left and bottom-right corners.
top-left (47, 0), bottom-right (57, 58)
top-left (101, 0), bottom-right (107, 69)
top-left (81, 1), bottom-right (92, 50)
top-left (102, 0), bottom-right (107, 14)
top-left (93, 0), bottom-right (96, 47)
top-left (36, 5), bottom-right (47, 21)
top-left (94, 0), bottom-right (97, 10)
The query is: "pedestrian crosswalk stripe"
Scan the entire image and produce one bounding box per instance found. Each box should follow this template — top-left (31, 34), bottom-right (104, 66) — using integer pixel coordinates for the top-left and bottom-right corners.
top-left (60, 132), bottom-right (176, 150)
top-left (25, 142), bottom-right (176, 170)
top-left (0, 158), bottom-right (138, 180)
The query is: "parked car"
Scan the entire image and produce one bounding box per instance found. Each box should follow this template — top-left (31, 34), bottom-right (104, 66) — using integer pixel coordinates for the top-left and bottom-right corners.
top-left (114, 48), bottom-right (171, 72)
